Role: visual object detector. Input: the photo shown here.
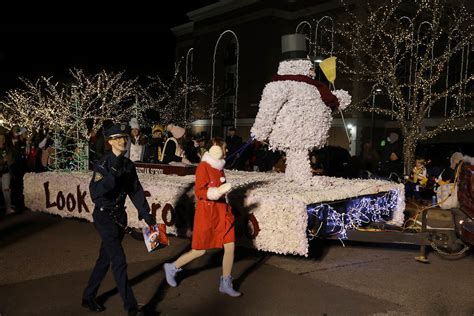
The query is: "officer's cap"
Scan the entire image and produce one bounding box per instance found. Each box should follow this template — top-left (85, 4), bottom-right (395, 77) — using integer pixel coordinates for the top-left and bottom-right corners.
top-left (104, 123), bottom-right (129, 139)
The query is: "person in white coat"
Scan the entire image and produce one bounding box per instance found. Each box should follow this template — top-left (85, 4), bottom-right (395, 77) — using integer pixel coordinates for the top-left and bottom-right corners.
top-left (125, 118), bottom-right (146, 162)
top-left (251, 33), bottom-right (351, 185)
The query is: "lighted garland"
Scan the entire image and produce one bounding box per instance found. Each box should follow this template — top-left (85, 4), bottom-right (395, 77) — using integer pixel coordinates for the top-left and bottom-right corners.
top-left (140, 59), bottom-right (205, 127)
top-left (307, 190), bottom-right (400, 239)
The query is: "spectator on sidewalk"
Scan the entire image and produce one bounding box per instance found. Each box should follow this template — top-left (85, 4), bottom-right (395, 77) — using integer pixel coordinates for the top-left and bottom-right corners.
top-left (0, 132), bottom-right (14, 215)
top-left (161, 124), bottom-right (191, 164)
top-left (10, 127), bottom-right (28, 212)
top-left (143, 124), bottom-right (164, 163)
top-left (225, 127), bottom-right (243, 170)
top-left (125, 118), bottom-right (147, 162)
top-left (405, 158), bottom-right (428, 201)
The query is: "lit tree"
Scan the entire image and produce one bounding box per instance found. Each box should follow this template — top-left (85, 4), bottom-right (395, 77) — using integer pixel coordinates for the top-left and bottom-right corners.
top-left (66, 69), bottom-right (139, 137)
top-left (335, 0), bottom-right (473, 173)
top-left (140, 60), bottom-right (205, 127)
top-left (0, 69), bottom-right (140, 171)
top-left (51, 69), bottom-right (140, 170)
top-left (0, 78), bottom-right (57, 132)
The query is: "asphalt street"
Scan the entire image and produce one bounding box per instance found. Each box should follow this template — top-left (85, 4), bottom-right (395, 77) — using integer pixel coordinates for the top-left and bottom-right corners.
top-left (0, 211), bottom-right (473, 315)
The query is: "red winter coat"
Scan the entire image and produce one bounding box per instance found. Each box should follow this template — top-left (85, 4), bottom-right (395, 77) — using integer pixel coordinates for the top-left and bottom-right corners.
top-left (192, 153), bottom-right (235, 249)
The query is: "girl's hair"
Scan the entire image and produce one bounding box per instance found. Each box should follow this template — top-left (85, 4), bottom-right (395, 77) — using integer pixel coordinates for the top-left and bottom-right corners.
top-left (415, 158), bottom-right (426, 165)
top-left (207, 137), bottom-right (226, 150)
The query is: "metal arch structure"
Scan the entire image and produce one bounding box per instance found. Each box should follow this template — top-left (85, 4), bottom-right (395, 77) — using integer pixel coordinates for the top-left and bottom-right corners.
top-left (314, 16), bottom-right (334, 58)
top-left (295, 20), bottom-right (313, 52)
top-left (211, 30), bottom-right (240, 138)
top-left (184, 47), bottom-right (194, 126)
top-left (295, 20), bottom-right (312, 35)
top-left (295, 17), bottom-right (334, 63)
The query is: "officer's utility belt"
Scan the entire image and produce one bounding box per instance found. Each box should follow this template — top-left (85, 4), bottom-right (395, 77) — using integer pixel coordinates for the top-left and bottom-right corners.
top-left (99, 206), bottom-right (132, 234)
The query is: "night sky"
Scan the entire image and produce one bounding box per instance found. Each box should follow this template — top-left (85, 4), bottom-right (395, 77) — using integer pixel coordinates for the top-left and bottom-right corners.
top-left (0, 1), bottom-right (216, 92)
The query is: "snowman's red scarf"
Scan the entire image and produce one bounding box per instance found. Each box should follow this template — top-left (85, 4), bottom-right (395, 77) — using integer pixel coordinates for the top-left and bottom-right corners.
top-left (271, 74), bottom-right (339, 111)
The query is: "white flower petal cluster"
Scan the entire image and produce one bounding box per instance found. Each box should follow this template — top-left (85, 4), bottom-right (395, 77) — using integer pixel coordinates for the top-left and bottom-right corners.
top-left (252, 81), bottom-right (332, 153)
top-left (333, 89), bottom-right (352, 111)
top-left (285, 150), bottom-right (313, 184)
top-left (277, 59), bottom-right (313, 76)
top-left (253, 59), bottom-right (348, 185)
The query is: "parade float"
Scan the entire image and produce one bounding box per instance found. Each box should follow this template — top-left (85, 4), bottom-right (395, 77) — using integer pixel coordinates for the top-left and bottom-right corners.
top-left (24, 167), bottom-right (404, 256)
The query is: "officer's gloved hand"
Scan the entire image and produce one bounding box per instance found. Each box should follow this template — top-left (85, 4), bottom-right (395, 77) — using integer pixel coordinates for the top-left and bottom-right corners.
top-left (111, 153), bottom-right (126, 177)
top-left (145, 215), bottom-right (156, 226)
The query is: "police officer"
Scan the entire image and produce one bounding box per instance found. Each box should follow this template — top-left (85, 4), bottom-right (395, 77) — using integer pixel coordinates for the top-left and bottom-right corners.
top-left (82, 123), bottom-right (155, 316)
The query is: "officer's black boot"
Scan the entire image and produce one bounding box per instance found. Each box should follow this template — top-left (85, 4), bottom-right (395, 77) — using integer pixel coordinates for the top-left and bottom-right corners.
top-left (128, 306), bottom-right (145, 316)
top-left (81, 297), bottom-right (105, 312)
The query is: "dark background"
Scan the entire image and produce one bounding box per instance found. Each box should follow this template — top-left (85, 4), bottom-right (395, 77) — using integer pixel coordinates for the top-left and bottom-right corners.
top-left (0, 1), bottom-right (217, 92)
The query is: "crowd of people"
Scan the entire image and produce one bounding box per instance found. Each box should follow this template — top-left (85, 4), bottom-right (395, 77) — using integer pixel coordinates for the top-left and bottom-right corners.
top-left (0, 126), bottom-right (36, 215)
top-left (0, 119), bottom-right (470, 217)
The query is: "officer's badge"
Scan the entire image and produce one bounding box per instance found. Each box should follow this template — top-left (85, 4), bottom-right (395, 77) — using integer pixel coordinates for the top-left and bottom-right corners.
top-left (94, 172), bottom-right (104, 182)
top-left (120, 124), bottom-right (126, 131)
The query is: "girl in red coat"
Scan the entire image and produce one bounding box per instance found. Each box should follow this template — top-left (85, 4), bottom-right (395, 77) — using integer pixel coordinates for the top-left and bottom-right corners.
top-left (164, 144), bottom-right (241, 297)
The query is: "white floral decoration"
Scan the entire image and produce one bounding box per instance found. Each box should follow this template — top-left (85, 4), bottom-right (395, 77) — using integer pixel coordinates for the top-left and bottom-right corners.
top-left (277, 59), bottom-right (313, 76)
top-left (252, 59), bottom-right (348, 185)
top-left (333, 89), bottom-right (352, 111)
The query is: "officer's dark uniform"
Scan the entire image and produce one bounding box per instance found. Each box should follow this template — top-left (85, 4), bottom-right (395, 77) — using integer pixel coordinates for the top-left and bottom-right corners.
top-left (82, 123), bottom-right (155, 315)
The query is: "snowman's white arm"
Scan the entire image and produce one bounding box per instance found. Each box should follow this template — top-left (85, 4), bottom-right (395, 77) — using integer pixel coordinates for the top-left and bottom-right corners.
top-left (251, 83), bottom-right (288, 141)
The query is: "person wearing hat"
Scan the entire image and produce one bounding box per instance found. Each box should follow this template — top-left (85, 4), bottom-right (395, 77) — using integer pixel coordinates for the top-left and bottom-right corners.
top-left (377, 131), bottom-right (403, 181)
top-left (163, 142), bottom-right (241, 297)
top-left (125, 118), bottom-right (147, 162)
top-left (382, 132), bottom-right (402, 163)
top-left (82, 122), bottom-right (156, 316)
top-left (143, 124), bottom-right (164, 163)
top-left (250, 33), bottom-right (351, 185)
top-left (161, 124), bottom-right (190, 164)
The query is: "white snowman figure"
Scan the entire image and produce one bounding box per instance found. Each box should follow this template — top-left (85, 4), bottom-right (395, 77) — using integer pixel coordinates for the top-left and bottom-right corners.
top-left (251, 33), bottom-right (351, 185)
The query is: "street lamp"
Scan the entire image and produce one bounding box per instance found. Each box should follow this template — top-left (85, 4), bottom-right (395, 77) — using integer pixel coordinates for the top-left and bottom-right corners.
top-left (211, 30), bottom-right (239, 138)
top-left (314, 16), bottom-right (334, 59)
top-left (313, 56), bottom-right (325, 64)
top-left (185, 47), bottom-right (194, 125)
top-left (370, 85), bottom-right (383, 147)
